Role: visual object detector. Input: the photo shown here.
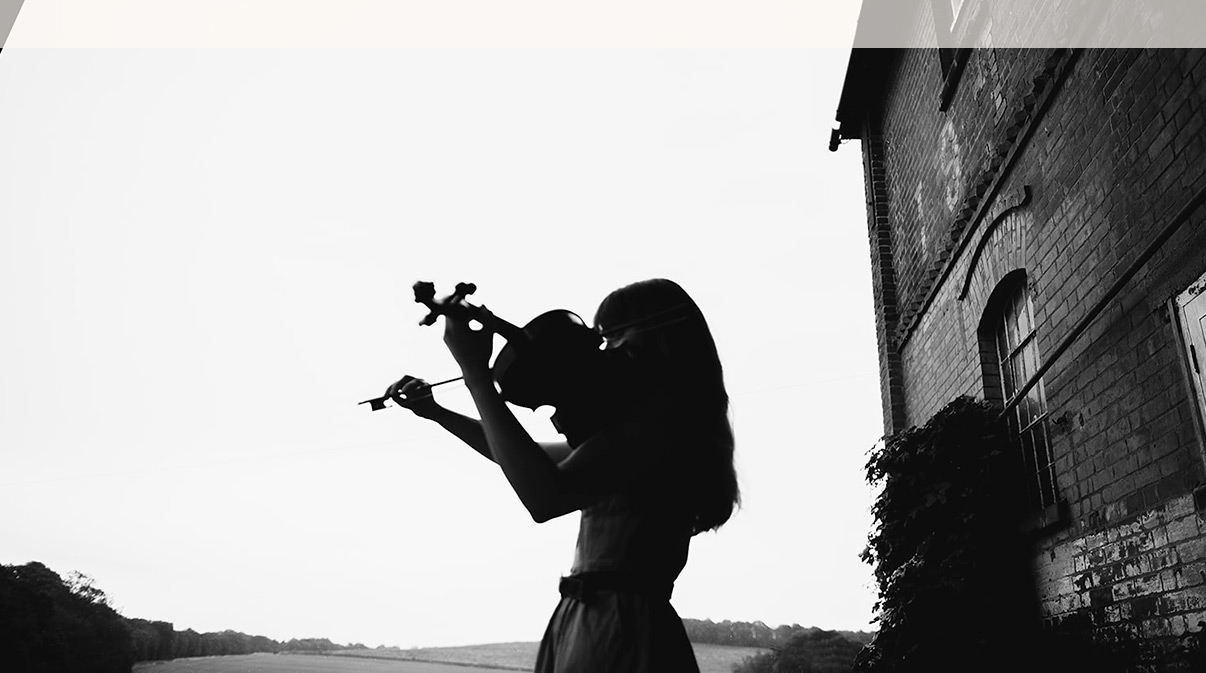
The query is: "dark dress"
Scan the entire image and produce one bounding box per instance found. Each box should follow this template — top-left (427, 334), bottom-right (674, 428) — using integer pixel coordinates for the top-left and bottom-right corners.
top-left (533, 482), bottom-right (701, 673)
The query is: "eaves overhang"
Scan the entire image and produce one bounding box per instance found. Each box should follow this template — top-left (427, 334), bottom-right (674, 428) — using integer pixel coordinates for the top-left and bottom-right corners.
top-left (834, 49), bottom-right (896, 144)
top-left (831, 0), bottom-right (915, 148)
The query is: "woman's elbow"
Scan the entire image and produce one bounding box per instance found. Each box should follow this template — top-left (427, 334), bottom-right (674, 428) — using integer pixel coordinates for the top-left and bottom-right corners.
top-left (523, 491), bottom-right (582, 524)
top-left (524, 488), bottom-right (602, 523)
top-left (527, 502), bottom-right (570, 524)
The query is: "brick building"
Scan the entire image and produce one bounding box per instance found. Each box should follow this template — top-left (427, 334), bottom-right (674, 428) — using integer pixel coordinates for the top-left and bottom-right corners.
top-left (832, 1), bottom-right (1206, 667)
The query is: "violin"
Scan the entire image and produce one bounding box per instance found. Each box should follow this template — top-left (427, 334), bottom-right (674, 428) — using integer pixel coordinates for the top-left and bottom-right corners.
top-left (361, 281), bottom-right (621, 444)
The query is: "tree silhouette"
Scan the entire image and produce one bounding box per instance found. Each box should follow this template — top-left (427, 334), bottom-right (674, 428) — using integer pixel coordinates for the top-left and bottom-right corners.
top-left (0, 562), bottom-right (134, 673)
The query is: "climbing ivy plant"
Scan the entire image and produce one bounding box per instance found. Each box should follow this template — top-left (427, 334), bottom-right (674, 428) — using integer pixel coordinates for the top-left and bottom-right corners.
top-left (854, 396), bottom-right (1039, 672)
top-left (854, 396), bottom-right (1148, 672)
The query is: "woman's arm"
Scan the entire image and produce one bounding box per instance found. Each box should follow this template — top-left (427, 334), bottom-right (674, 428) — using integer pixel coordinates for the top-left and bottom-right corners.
top-left (462, 376), bottom-right (603, 521)
top-left (462, 374), bottom-right (668, 522)
top-left (415, 405), bottom-right (575, 464)
top-left (421, 406), bottom-right (493, 461)
top-left (442, 313), bottom-right (665, 522)
top-left (387, 375), bottom-right (573, 464)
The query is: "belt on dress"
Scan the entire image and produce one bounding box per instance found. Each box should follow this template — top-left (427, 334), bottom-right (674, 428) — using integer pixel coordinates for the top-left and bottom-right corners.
top-left (558, 571), bottom-right (674, 603)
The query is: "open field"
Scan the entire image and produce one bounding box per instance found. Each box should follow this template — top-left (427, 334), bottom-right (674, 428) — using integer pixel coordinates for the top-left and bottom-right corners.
top-left (335, 641), bottom-right (766, 673)
top-left (133, 642), bottom-right (768, 673)
top-left (133, 653), bottom-right (511, 672)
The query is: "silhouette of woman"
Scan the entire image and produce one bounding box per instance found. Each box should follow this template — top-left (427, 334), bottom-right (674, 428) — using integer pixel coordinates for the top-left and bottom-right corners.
top-left (386, 278), bottom-right (739, 672)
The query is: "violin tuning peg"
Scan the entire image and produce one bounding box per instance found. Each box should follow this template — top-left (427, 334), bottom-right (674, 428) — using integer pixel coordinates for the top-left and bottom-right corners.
top-left (413, 281), bottom-right (436, 304)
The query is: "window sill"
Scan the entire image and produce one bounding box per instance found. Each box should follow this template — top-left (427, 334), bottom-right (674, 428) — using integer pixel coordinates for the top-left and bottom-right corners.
top-left (1020, 500), bottom-right (1068, 536)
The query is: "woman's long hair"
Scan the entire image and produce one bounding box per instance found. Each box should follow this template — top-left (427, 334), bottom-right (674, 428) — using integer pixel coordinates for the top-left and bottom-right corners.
top-left (594, 278), bottom-right (739, 534)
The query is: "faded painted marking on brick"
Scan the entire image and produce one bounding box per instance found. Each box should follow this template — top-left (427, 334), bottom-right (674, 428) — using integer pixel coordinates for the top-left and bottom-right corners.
top-left (937, 119), bottom-right (963, 212)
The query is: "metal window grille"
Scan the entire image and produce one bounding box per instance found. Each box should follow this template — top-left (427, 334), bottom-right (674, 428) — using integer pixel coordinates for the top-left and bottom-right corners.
top-left (995, 284), bottom-right (1058, 510)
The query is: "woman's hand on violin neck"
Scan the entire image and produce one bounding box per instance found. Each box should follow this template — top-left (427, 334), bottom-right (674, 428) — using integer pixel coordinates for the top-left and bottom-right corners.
top-left (386, 375), bottom-right (443, 420)
top-left (442, 311), bottom-right (494, 382)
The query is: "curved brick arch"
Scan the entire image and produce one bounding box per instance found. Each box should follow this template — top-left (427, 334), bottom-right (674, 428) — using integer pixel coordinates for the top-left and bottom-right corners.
top-left (962, 208), bottom-right (1034, 323)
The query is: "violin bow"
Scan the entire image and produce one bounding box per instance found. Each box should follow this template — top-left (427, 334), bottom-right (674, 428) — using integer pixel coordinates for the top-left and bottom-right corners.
top-left (358, 375), bottom-right (464, 412)
top-left (363, 284), bottom-right (689, 411)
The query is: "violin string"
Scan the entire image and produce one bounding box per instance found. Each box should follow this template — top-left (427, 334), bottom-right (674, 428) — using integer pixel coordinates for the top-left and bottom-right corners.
top-left (598, 315), bottom-right (690, 339)
top-left (595, 303), bottom-right (693, 337)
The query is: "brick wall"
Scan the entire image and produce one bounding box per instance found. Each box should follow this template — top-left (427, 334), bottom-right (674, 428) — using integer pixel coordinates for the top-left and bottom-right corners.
top-left (1040, 493), bottom-right (1206, 656)
top-left (852, 44), bottom-right (1206, 670)
top-left (862, 124), bottom-right (909, 435)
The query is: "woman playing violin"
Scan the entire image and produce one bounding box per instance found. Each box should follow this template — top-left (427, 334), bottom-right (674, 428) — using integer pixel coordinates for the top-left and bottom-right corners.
top-left (386, 278), bottom-right (739, 673)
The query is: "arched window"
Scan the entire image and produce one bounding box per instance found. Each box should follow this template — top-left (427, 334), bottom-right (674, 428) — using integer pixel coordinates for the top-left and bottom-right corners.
top-left (979, 271), bottom-right (1058, 511)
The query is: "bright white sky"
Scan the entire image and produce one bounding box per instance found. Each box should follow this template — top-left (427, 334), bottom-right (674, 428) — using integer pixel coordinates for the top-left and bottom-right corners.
top-left (0, 3), bottom-right (880, 650)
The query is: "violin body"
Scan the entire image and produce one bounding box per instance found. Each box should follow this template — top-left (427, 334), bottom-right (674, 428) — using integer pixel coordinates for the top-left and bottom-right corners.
top-left (491, 309), bottom-right (602, 410)
top-left (412, 282), bottom-right (620, 444)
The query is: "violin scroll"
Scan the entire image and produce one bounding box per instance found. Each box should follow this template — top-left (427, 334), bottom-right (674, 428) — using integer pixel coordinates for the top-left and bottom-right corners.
top-left (372, 281), bottom-right (615, 444)
top-left (414, 281), bottom-right (478, 327)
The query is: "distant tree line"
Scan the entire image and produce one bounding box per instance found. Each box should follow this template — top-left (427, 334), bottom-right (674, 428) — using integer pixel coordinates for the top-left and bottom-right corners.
top-left (2, 560), bottom-right (874, 673)
top-left (0, 562), bottom-right (133, 673)
top-left (125, 619), bottom-right (359, 662)
top-left (731, 629), bottom-right (867, 673)
top-left (681, 618), bottom-right (872, 650)
top-left (0, 562), bottom-right (364, 673)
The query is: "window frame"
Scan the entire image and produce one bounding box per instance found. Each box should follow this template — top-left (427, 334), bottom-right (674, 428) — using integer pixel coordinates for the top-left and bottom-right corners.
top-left (978, 272), bottom-right (1062, 525)
top-left (1171, 270), bottom-right (1206, 470)
top-left (949, 0), bottom-right (967, 29)
top-left (929, 0), bottom-right (972, 111)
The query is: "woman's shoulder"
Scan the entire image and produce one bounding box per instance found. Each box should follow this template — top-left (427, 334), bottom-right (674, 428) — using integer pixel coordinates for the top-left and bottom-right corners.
top-left (607, 387), bottom-right (677, 430)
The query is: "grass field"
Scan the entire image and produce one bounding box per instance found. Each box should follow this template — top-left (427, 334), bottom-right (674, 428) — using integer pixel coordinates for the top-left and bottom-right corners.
top-left (335, 641), bottom-right (765, 672)
top-left (133, 652), bottom-right (511, 673)
top-left (133, 642), bottom-right (767, 673)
